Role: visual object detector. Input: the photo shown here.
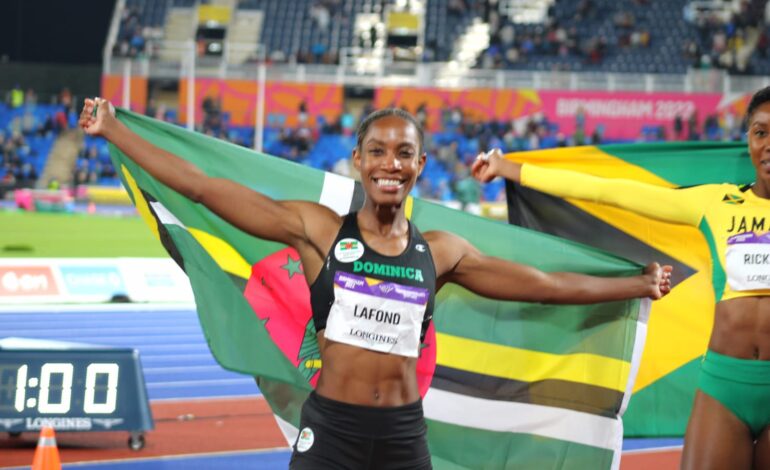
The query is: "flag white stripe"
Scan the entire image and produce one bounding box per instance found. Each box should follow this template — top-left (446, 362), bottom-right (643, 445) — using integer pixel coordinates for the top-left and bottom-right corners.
top-left (612, 297), bottom-right (652, 470)
top-left (620, 297), bottom-right (651, 415)
top-left (423, 388), bottom-right (622, 451)
top-left (273, 413), bottom-right (299, 447)
top-left (151, 201), bottom-right (186, 228)
top-left (320, 172), bottom-right (355, 215)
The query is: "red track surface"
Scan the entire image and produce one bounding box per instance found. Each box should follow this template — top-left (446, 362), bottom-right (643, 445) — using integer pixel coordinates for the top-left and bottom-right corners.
top-left (1, 396), bottom-right (681, 469)
top-left (621, 449), bottom-right (682, 469)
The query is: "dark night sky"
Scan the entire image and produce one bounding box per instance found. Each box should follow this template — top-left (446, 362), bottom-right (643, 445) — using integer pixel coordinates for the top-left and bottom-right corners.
top-left (0, 0), bottom-right (117, 64)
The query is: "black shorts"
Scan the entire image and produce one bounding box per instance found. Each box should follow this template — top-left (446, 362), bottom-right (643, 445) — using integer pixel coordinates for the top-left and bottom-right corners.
top-left (289, 391), bottom-right (432, 470)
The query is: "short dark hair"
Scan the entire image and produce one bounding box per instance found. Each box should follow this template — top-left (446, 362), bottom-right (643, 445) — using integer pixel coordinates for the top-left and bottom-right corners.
top-left (356, 108), bottom-right (424, 154)
top-left (746, 86), bottom-right (770, 125)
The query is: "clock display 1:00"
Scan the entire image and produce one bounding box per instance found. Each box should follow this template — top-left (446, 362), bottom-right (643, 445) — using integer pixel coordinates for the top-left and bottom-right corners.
top-left (11, 363), bottom-right (119, 414)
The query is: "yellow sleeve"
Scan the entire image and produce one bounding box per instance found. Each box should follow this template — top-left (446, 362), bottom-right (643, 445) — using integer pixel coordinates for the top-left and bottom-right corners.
top-left (520, 164), bottom-right (712, 227)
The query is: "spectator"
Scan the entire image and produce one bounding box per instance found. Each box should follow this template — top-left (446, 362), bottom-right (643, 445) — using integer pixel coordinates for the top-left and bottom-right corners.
top-left (10, 85), bottom-right (23, 109)
top-left (310, 3), bottom-right (330, 30)
top-left (687, 111), bottom-right (700, 141)
top-left (673, 114), bottom-right (684, 140)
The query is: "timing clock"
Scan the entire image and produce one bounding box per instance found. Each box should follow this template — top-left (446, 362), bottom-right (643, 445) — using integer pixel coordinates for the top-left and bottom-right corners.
top-left (0, 337), bottom-right (154, 450)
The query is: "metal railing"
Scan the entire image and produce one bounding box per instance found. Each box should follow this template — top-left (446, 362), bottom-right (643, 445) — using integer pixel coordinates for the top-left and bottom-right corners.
top-left (104, 52), bottom-right (770, 95)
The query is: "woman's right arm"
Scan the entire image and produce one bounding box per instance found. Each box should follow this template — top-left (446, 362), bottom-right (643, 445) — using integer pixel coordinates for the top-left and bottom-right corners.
top-left (471, 149), bottom-right (709, 227)
top-left (80, 98), bottom-right (332, 247)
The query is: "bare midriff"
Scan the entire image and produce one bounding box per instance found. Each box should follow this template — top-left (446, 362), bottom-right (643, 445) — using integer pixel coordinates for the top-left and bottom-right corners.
top-left (710, 296), bottom-right (770, 359)
top-left (314, 333), bottom-right (420, 406)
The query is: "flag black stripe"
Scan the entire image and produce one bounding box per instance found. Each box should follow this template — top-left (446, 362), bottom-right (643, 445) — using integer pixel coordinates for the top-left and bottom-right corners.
top-left (431, 365), bottom-right (624, 418)
top-left (141, 189), bottom-right (187, 273)
top-left (506, 182), bottom-right (696, 286)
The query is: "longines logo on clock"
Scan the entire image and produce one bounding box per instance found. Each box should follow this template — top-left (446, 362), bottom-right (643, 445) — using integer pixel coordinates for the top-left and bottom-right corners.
top-left (0, 340), bottom-right (154, 438)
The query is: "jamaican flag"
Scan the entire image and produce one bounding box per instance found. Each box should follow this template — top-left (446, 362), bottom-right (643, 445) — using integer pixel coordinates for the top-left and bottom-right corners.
top-left (110, 109), bottom-right (652, 469)
top-left (505, 142), bottom-right (755, 436)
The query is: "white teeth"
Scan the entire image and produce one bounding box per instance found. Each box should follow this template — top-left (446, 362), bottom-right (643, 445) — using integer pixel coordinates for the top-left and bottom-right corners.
top-left (376, 179), bottom-right (402, 187)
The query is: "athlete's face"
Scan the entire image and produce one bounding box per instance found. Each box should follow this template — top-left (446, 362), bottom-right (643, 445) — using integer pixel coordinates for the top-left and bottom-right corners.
top-left (747, 101), bottom-right (770, 194)
top-left (353, 116), bottom-right (426, 206)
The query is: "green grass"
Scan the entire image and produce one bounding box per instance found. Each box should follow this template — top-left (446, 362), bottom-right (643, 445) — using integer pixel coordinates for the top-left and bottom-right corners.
top-left (0, 211), bottom-right (167, 258)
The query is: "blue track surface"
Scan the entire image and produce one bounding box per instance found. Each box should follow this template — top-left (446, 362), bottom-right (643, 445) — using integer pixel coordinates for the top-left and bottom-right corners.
top-left (0, 305), bottom-right (679, 469)
top-left (0, 307), bottom-right (259, 400)
top-left (58, 450), bottom-right (292, 469)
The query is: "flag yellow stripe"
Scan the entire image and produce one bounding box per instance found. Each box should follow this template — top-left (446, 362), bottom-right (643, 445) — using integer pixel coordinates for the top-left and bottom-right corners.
top-left (507, 146), bottom-right (676, 187)
top-left (505, 148), bottom-right (715, 391)
top-left (121, 165), bottom-right (160, 240)
top-left (436, 332), bottom-right (631, 392)
top-left (121, 165), bottom-right (251, 280)
top-left (405, 196), bottom-right (414, 219)
top-left (188, 228), bottom-right (252, 280)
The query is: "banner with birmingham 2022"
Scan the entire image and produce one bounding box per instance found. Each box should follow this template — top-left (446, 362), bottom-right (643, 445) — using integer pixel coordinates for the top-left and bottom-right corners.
top-left (374, 86), bottom-right (726, 140)
top-left (538, 91), bottom-right (724, 139)
top-left (102, 76), bottom-right (739, 142)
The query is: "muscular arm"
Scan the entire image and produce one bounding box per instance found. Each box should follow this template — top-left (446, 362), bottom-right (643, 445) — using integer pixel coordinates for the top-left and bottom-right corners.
top-left (428, 231), bottom-right (670, 303)
top-left (80, 98), bottom-right (339, 250)
top-left (472, 150), bottom-right (710, 227)
top-left (520, 164), bottom-right (707, 226)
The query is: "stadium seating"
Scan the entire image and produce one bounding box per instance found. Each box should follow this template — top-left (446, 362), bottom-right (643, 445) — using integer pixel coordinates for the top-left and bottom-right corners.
top-left (1, 102), bottom-right (69, 191)
top-left (425, 0), bottom-right (478, 61)
top-left (480, 0), bottom-right (770, 75)
top-left (4, 1), bottom-right (764, 204)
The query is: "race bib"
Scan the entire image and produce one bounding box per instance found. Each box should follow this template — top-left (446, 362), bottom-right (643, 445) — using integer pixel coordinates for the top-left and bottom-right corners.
top-left (726, 232), bottom-right (770, 291)
top-left (324, 271), bottom-right (429, 357)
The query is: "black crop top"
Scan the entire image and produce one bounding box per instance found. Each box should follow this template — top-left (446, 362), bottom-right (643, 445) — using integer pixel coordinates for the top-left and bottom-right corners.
top-left (310, 212), bottom-right (436, 342)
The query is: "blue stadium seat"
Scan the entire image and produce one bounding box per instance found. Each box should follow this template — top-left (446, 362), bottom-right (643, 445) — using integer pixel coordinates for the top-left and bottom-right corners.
top-left (479, 0), bottom-right (699, 75)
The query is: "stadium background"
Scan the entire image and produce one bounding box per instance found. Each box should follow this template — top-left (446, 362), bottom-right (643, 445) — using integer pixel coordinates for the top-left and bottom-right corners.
top-left (1, 0), bottom-right (767, 468)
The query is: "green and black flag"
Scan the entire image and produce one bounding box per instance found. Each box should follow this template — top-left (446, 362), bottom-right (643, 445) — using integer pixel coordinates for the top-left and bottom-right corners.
top-left (110, 109), bottom-right (653, 469)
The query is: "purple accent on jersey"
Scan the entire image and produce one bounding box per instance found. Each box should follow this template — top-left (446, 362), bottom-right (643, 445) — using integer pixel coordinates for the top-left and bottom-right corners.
top-left (728, 232), bottom-right (770, 245)
top-left (334, 272), bottom-right (429, 305)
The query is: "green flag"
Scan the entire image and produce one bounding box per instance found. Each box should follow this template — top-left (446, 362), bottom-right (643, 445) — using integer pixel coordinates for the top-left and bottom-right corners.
top-left (110, 109), bottom-right (650, 469)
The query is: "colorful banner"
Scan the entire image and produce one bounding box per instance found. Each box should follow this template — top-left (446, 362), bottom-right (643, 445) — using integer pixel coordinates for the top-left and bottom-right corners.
top-left (102, 75), bottom-right (739, 140)
top-left (504, 141), bottom-right (755, 436)
top-left (108, 109), bottom-right (652, 469)
top-left (539, 91), bottom-right (723, 139)
top-left (59, 265), bottom-right (125, 296)
top-left (0, 265), bottom-right (59, 298)
top-left (100, 75), bottom-right (148, 115)
top-left (0, 258), bottom-right (193, 304)
top-left (375, 87), bottom-right (543, 132)
top-left (375, 87), bottom-right (724, 139)
top-left (178, 79), bottom-right (343, 127)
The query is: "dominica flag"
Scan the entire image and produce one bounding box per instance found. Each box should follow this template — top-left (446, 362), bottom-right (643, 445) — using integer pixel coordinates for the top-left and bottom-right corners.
top-left (109, 109), bottom-right (652, 469)
top-left (504, 142), bottom-right (755, 436)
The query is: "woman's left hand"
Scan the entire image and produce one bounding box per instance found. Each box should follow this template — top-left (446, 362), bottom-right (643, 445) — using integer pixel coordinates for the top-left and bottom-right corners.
top-left (645, 262), bottom-right (673, 300)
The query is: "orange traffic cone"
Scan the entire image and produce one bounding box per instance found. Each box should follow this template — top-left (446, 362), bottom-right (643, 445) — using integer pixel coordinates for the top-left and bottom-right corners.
top-left (31, 426), bottom-right (61, 470)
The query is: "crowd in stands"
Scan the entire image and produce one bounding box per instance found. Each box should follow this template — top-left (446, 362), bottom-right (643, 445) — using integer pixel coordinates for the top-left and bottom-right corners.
top-left (181, 98), bottom-right (749, 206)
top-left (472, 0), bottom-right (770, 75)
top-left (0, 87), bottom-right (77, 198)
top-left (74, 139), bottom-right (118, 188)
top-left (0, 131), bottom-right (38, 198)
top-left (476, 0), bottom-right (663, 72)
top-left (108, 0), bottom-right (770, 77)
top-left (0, 84), bottom-right (753, 207)
top-left (683, 0), bottom-right (770, 74)
top-left (113, 5), bottom-right (153, 58)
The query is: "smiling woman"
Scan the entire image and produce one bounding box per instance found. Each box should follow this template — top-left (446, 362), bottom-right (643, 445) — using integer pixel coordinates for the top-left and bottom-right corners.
top-left (354, 109), bottom-right (425, 205)
top-left (79, 98), bottom-right (672, 470)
